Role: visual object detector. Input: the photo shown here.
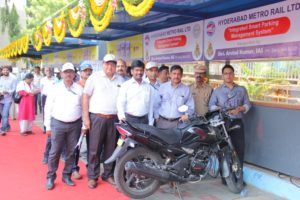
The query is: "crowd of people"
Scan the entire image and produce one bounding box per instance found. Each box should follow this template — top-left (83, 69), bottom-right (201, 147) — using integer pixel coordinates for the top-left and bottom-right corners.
top-left (0, 53), bottom-right (251, 191)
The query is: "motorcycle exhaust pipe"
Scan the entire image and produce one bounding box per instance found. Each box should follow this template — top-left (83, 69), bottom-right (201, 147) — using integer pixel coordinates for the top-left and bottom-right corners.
top-left (125, 161), bottom-right (186, 183)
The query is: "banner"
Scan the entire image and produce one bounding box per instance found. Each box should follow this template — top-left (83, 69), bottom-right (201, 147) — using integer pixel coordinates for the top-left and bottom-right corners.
top-left (42, 46), bottom-right (98, 67)
top-left (107, 35), bottom-right (143, 62)
top-left (204, 0), bottom-right (300, 60)
top-left (144, 21), bottom-right (204, 63)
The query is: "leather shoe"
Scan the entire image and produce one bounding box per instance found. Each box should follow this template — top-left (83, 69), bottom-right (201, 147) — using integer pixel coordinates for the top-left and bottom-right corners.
top-left (103, 177), bottom-right (115, 185)
top-left (88, 179), bottom-right (97, 189)
top-left (62, 177), bottom-right (75, 186)
top-left (72, 171), bottom-right (82, 180)
top-left (47, 178), bottom-right (54, 190)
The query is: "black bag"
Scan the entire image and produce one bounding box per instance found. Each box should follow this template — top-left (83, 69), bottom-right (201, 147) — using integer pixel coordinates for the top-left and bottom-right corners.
top-left (13, 91), bottom-right (22, 104)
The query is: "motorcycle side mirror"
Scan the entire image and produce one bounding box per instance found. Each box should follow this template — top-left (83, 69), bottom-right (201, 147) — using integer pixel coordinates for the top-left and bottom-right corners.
top-left (178, 105), bottom-right (188, 113)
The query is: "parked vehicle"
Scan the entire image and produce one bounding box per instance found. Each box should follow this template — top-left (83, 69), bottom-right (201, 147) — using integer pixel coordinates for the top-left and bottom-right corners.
top-left (106, 106), bottom-right (244, 199)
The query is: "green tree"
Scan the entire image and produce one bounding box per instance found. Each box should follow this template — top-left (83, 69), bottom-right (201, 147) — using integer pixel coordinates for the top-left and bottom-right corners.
top-left (0, 0), bottom-right (21, 41)
top-left (25, 0), bottom-right (73, 31)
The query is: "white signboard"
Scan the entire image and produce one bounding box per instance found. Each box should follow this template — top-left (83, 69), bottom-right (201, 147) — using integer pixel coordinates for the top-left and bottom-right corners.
top-left (144, 21), bottom-right (204, 63)
top-left (204, 0), bottom-right (300, 60)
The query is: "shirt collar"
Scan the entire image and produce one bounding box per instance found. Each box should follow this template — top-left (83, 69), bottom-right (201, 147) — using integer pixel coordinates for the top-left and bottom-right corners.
top-left (100, 71), bottom-right (118, 80)
top-left (129, 77), bottom-right (147, 85)
top-left (145, 77), bottom-right (159, 87)
top-left (221, 83), bottom-right (237, 89)
top-left (169, 81), bottom-right (183, 89)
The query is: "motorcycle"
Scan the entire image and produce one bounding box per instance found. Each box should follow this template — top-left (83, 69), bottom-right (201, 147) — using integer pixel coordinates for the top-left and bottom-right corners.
top-left (105, 106), bottom-right (244, 199)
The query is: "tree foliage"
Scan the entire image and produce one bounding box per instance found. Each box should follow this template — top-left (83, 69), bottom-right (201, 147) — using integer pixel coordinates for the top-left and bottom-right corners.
top-left (25, 0), bottom-right (73, 31)
top-left (0, 0), bottom-right (21, 41)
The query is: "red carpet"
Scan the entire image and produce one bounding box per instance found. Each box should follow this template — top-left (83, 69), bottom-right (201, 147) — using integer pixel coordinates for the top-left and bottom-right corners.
top-left (0, 119), bottom-right (129, 200)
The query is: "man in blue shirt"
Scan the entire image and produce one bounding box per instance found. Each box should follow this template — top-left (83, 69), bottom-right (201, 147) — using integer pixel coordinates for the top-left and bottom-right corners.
top-left (209, 64), bottom-right (251, 167)
top-left (156, 65), bottom-right (194, 129)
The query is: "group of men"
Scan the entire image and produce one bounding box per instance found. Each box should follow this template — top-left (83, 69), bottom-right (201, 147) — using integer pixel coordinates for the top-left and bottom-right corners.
top-left (43, 53), bottom-right (251, 190)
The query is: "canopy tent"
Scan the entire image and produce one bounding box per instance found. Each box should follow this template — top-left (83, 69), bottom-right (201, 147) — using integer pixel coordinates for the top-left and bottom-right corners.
top-left (0, 0), bottom-right (284, 59)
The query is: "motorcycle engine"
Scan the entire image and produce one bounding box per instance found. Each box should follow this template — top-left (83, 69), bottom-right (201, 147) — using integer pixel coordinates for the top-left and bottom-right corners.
top-left (190, 148), bottom-right (209, 174)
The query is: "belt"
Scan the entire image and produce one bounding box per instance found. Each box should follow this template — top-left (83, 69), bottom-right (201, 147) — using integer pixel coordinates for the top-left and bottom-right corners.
top-left (159, 115), bottom-right (180, 122)
top-left (125, 113), bottom-right (147, 119)
top-left (93, 113), bottom-right (117, 119)
top-left (53, 118), bottom-right (81, 124)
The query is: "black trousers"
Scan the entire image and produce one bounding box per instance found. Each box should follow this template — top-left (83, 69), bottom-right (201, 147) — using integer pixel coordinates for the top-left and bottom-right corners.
top-left (47, 118), bottom-right (81, 179)
top-left (228, 119), bottom-right (245, 167)
top-left (125, 113), bottom-right (148, 124)
top-left (87, 113), bottom-right (118, 180)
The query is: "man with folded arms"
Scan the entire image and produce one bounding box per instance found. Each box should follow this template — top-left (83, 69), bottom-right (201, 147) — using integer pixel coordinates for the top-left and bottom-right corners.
top-left (44, 63), bottom-right (83, 190)
top-left (83, 54), bottom-right (124, 189)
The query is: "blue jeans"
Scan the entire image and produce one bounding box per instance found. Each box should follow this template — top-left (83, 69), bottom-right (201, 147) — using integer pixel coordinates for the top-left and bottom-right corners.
top-left (35, 93), bottom-right (42, 115)
top-left (0, 101), bottom-right (12, 131)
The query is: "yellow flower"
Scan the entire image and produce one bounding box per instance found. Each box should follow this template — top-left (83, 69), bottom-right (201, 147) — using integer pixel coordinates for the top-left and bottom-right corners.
top-left (122, 0), bottom-right (155, 17)
top-left (89, 0), bottom-right (113, 32)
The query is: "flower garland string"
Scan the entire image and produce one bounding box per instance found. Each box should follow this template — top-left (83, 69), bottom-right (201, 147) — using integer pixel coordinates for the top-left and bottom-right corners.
top-left (89, 0), bottom-right (113, 32)
top-left (53, 12), bottom-right (66, 43)
top-left (65, 3), bottom-right (87, 37)
top-left (42, 21), bottom-right (53, 46)
top-left (122, 0), bottom-right (155, 17)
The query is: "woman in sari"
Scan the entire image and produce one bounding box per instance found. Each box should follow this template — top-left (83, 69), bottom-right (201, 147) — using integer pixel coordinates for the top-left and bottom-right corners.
top-left (16, 73), bottom-right (39, 135)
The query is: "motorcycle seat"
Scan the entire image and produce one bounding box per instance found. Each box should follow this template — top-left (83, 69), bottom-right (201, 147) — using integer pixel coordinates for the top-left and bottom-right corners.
top-left (129, 123), bottom-right (182, 145)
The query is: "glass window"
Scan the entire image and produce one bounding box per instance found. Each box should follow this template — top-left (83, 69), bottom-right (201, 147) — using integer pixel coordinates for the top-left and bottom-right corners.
top-left (208, 60), bottom-right (300, 107)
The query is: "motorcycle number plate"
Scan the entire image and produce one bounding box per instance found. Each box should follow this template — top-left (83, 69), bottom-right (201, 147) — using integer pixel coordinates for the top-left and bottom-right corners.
top-left (117, 139), bottom-right (124, 146)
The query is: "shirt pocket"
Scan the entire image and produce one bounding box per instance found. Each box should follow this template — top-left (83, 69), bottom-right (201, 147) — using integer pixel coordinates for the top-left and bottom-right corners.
top-left (175, 93), bottom-right (185, 106)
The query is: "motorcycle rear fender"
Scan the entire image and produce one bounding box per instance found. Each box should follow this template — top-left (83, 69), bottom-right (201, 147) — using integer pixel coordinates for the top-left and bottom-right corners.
top-left (104, 138), bottom-right (137, 164)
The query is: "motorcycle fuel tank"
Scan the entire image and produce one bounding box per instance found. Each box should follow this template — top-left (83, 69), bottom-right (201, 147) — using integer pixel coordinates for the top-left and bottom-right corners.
top-left (181, 125), bottom-right (217, 145)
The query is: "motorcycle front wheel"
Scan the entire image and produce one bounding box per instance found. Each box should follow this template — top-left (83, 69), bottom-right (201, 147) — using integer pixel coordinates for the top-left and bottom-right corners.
top-left (223, 147), bottom-right (243, 193)
top-left (114, 147), bottom-right (162, 199)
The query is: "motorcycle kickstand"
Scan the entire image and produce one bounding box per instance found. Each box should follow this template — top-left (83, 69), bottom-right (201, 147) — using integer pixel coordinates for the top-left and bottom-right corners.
top-left (173, 182), bottom-right (184, 200)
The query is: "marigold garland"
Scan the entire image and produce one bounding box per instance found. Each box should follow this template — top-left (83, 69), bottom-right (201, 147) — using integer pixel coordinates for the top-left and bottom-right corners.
top-left (122, 0), bottom-right (155, 17)
top-left (17, 39), bottom-right (23, 55)
top-left (89, 0), bottom-right (113, 32)
top-left (66, 4), bottom-right (87, 37)
top-left (42, 22), bottom-right (52, 46)
top-left (53, 12), bottom-right (66, 43)
top-left (22, 35), bottom-right (29, 54)
top-left (89, 0), bottom-right (108, 16)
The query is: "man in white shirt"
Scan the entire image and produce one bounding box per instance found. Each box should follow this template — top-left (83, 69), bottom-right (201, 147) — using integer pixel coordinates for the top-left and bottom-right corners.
top-left (145, 61), bottom-right (160, 125)
top-left (33, 66), bottom-right (43, 115)
top-left (83, 54), bottom-right (124, 189)
top-left (44, 63), bottom-right (83, 190)
top-left (41, 67), bottom-right (59, 165)
top-left (117, 60), bottom-right (153, 125)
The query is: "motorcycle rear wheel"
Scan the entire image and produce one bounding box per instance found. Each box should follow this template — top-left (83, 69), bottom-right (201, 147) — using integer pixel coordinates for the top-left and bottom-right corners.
top-left (223, 147), bottom-right (243, 194)
top-left (114, 147), bottom-right (162, 199)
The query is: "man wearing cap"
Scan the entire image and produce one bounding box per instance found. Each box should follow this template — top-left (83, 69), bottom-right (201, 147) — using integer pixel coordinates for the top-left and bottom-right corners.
top-left (71, 62), bottom-right (93, 180)
top-left (190, 64), bottom-right (213, 116)
top-left (156, 65), bottom-right (194, 129)
top-left (117, 60), bottom-right (153, 125)
top-left (44, 62), bottom-right (83, 190)
top-left (145, 61), bottom-right (160, 125)
top-left (116, 59), bottom-right (130, 81)
top-left (83, 54), bottom-right (124, 189)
